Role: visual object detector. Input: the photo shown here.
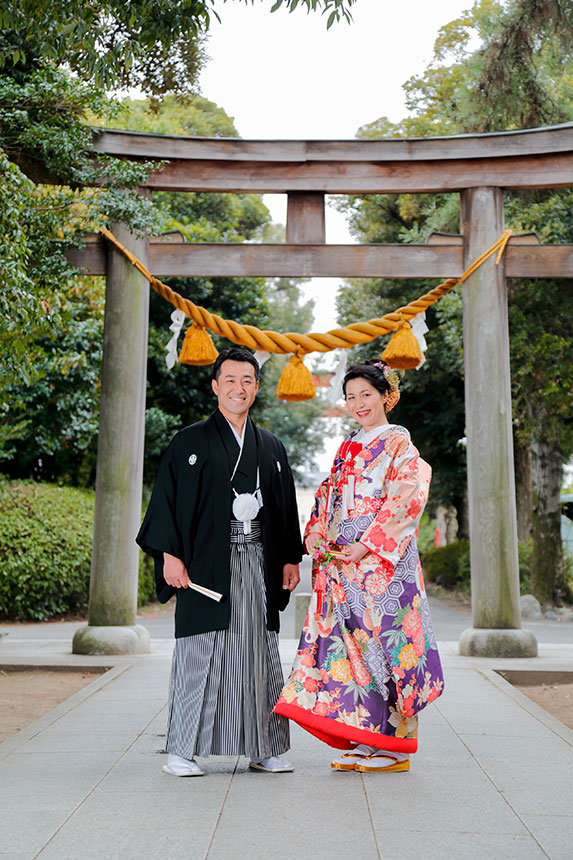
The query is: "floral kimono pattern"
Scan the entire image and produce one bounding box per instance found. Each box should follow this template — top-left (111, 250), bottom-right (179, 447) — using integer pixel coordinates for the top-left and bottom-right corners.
top-left (274, 425), bottom-right (444, 753)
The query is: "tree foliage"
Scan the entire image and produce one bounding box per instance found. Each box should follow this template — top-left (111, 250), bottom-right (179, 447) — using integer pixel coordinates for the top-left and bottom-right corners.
top-left (1, 278), bottom-right (105, 484)
top-left (467, 0), bottom-right (573, 130)
top-left (92, 93), bottom-right (239, 138)
top-left (0, 64), bottom-right (159, 391)
top-left (0, 0), bottom-right (357, 97)
top-left (401, 0), bottom-right (573, 132)
top-left (266, 0), bottom-right (357, 28)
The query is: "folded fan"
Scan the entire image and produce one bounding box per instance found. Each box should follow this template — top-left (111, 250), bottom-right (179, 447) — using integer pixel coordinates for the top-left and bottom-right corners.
top-left (189, 581), bottom-right (223, 602)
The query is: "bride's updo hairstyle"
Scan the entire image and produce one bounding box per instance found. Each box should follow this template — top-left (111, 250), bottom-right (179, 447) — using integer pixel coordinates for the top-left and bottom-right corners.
top-left (342, 359), bottom-right (401, 412)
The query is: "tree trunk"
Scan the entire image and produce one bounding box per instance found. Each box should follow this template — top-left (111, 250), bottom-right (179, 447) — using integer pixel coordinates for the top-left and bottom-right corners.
top-left (530, 426), bottom-right (563, 605)
top-left (514, 430), bottom-right (532, 542)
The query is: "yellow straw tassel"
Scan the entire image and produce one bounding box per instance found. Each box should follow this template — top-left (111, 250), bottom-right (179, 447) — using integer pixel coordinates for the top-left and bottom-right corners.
top-left (178, 322), bottom-right (219, 366)
top-left (381, 321), bottom-right (423, 370)
top-left (276, 354), bottom-right (316, 402)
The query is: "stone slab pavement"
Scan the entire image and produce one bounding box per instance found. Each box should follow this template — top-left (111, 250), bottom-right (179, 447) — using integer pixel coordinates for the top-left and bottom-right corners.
top-left (1, 616), bottom-right (572, 860)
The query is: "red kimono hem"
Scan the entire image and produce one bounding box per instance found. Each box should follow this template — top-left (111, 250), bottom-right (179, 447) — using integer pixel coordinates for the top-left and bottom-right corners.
top-left (274, 701), bottom-right (418, 753)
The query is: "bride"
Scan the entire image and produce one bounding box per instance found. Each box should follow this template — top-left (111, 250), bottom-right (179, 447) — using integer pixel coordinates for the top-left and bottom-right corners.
top-left (274, 358), bottom-right (444, 773)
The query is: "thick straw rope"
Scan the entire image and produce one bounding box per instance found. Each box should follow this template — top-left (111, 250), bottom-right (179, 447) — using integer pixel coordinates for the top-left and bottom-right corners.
top-left (99, 227), bottom-right (512, 355)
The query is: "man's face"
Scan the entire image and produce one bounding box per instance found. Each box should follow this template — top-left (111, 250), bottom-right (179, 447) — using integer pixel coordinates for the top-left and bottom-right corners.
top-left (212, 360), bottom-right (259, 420)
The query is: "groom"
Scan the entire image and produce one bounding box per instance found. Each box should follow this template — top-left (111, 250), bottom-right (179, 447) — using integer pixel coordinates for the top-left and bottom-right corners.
top-left (137, 347), bottom-right (301, 775)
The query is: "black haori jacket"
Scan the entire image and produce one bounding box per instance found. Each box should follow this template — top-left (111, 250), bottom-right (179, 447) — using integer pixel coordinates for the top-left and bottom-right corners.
top-left (136, 410), bottom-right (302, 638)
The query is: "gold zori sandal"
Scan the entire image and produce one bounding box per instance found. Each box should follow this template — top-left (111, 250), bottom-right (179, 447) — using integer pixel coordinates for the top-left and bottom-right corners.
top-left (330, 752), bottom-right (365, 771)
top-left (355, 755), bottom-right (410, 773)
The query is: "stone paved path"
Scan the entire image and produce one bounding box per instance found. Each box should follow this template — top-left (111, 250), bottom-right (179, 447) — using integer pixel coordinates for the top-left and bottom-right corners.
top-left (1, 622), bottom-right (572, 860)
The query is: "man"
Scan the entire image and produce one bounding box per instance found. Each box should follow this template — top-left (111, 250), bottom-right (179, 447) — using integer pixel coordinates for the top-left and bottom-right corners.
top-left (137, 347), bottom-right (302, 776)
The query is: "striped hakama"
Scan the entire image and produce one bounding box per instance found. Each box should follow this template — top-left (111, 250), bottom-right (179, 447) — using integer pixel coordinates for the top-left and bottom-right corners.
top-left (166, 520), bottom-right (290, 760)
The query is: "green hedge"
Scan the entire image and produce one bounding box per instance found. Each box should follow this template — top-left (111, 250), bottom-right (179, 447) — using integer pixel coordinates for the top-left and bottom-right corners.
top-left (421, 538), bottom-right (533, 594)
top-left (0, 479), bottom-right (156, 621)
top-left (138, 551), bottom-right (156, 606)
top-left (421, 540), bottom-right (470, 590)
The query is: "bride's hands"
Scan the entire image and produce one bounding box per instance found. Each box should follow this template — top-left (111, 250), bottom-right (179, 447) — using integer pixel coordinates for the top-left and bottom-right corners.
top-left (342, 542), bottom-right (369, 564)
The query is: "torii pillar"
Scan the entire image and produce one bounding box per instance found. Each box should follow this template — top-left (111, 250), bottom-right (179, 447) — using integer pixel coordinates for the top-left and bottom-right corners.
top-left (458, 188), bottom-right (537, 657)
top-left (73, 224), bottom-right (150, 655)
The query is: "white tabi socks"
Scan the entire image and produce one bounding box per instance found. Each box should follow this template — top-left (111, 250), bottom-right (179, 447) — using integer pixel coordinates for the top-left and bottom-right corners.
top-left (163, 753), bottom-right (204, 777)
top-left (353, 743), bottom-right (410, 761)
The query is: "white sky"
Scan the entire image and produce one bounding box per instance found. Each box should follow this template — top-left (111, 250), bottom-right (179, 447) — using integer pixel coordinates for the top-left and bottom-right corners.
top-left (200, 0), bottom-right (471, 338)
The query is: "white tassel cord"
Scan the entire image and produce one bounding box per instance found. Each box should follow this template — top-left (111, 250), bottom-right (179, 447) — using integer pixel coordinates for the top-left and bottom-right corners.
top-left (409, 311), bottom-right (429, 369)
top-left (165, 309), bottom-right (187, 369)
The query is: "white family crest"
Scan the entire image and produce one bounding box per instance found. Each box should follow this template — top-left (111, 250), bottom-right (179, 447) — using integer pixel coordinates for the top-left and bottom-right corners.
top-left (188, 454), bottom-right (197, 466)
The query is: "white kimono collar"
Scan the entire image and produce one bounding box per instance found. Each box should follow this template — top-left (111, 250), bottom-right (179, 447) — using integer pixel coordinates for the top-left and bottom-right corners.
top-left (352, 423), bottom-right (408, 447)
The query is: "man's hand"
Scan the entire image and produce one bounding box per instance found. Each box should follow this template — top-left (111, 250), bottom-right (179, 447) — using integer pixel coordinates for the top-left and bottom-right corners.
top-left (304, 531), bottom-right (322, 555)
top-left (164, 552), bottom-right (191, 588)
top-left (342, 542), bottom-right (369, 564)
top-left (282, 563), bottom-right (300, 592)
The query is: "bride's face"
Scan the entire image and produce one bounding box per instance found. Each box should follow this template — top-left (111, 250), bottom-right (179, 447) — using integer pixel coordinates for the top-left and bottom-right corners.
top-left (345, 377), bottom-right (388, 431)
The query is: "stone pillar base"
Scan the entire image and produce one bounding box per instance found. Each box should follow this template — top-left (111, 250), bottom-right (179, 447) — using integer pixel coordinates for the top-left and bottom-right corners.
top-left (459, 627), bottom-right (537, 658)
top-left (72, 625), bottom-right (150, 655)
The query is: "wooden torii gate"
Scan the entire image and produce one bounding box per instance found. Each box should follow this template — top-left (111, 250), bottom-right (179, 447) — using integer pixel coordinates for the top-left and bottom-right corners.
top-left (69, 123), bottom-right (573, 657)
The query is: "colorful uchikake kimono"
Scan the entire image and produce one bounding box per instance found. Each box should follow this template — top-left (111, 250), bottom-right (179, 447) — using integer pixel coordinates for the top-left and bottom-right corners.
top-left (274, 423), bottom-right (444, 755)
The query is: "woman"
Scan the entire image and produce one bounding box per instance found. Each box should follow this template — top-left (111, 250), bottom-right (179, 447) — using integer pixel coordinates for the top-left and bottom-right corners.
top-left (274, 359), bottom-right (444, 772)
